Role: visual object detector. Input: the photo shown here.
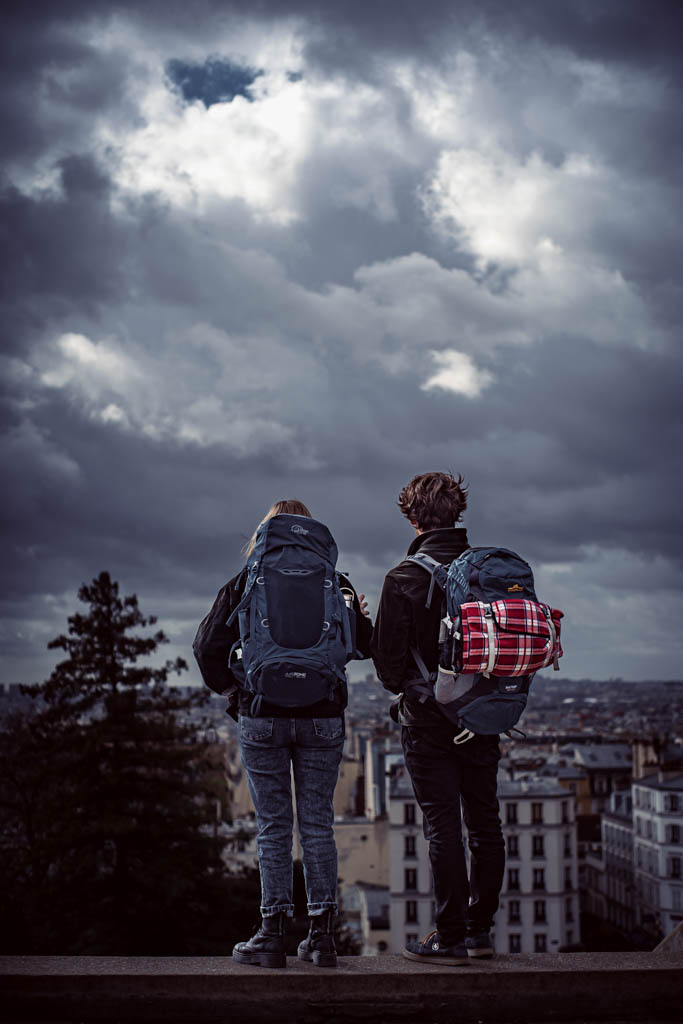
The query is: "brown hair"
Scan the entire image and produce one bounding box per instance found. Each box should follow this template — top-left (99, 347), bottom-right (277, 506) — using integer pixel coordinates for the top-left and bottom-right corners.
top-left (397, 471), bottom-right (468, 531)
top-left (243, 499), bottom-right (313, 558)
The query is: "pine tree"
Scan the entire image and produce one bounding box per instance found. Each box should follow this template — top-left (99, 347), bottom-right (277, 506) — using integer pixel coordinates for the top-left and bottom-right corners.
top-left (0, 572), bottom-right (257, 954)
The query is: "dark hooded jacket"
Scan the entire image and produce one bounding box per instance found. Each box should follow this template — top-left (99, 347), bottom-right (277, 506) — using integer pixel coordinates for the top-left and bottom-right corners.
top-left (370, 526), bottom-right (469, 726)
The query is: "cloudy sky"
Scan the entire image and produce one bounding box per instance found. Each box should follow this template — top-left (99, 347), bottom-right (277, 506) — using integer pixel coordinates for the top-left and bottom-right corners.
top-left (2, 0), bottom-right (682, 686)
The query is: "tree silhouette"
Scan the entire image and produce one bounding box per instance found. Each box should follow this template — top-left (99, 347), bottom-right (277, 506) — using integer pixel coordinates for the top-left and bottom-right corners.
top-left (0, 572), bottom-right (259, 954)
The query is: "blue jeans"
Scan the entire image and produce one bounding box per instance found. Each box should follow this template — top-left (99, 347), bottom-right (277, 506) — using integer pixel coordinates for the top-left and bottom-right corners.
top-left (238, 715), bottom-right (345, 917)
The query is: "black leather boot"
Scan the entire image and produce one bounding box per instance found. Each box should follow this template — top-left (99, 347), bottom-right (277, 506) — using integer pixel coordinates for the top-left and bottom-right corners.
top-left (297, 909), bottom-right (337, 967)
top-left (232, 912), bottom-right (287, 968)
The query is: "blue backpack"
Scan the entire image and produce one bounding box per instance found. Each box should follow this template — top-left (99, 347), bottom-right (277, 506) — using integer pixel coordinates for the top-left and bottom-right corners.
top-left (407, 547), bottom-right (562, 742)
top-left (226, 514), bottom-right (354, 714)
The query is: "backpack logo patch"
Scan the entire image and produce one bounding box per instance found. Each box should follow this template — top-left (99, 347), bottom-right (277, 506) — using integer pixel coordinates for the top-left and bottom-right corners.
top-left (285, 671), bottom-right (307, 679)
top-left (291, 524), bottom-right (309, 535)
top-left (507, 583), bottom-right (525, 592)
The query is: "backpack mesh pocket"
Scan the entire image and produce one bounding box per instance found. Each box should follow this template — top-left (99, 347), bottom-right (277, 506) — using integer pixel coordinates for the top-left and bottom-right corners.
top-left (265, 566), bottom-right (325, 649)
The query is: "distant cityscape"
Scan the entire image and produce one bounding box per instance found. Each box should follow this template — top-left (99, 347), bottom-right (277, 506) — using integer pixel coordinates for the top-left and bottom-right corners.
top-left (2, 673), bottom-right (682, 955)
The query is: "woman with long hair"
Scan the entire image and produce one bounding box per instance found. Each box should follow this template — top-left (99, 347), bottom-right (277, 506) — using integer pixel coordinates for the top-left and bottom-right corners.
top-left (194, 499), bottom-right (372, 967)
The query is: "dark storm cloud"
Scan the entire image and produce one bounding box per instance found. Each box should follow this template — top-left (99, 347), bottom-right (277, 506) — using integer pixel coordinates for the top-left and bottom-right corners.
top-left (0, 6), bottom-right (139, 170)
top-left (0, 156), bottom-right (135, 356)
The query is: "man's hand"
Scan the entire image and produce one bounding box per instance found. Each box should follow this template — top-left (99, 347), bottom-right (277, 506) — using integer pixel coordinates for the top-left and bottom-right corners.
top-left (358, 593), bottom-right (371, 618)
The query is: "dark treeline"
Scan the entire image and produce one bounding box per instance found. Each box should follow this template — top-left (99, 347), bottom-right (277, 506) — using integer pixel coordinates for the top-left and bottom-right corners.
top-left (0, 572), bottom-right (356, 955)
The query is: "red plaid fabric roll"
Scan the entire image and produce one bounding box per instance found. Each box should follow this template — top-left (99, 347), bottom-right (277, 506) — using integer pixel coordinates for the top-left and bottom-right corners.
top-left (458, 599), bottom-right (563, 676)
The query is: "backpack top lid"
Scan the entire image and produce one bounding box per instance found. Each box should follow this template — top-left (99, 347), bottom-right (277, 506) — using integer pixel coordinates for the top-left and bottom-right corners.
top-left (251, 513), bottom-right (338, 566)
top-left (448, 546), bottom-right (538, 608)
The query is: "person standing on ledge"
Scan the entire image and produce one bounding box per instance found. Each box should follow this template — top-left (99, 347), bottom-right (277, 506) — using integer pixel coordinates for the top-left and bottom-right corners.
top-left (370, 471), bottom-right (505, 965)
top-left (194, 499), bottom-right (372, 968)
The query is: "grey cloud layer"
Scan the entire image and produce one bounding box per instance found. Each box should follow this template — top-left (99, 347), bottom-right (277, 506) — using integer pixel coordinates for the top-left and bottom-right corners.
top-left (1, 0), bottom-right (682, 683)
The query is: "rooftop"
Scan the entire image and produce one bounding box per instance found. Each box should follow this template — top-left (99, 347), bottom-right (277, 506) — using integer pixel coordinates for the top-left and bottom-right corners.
top-left (573, 744), bottom-right (632, 769)
top-left (636, 771), bottom-right (683, 792)
top-left (498, 776), bottom-right (568, 797)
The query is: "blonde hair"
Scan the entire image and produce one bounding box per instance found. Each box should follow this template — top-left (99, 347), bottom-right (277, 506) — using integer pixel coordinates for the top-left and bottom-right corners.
top-left (243, 499), bottom-right (313, 559)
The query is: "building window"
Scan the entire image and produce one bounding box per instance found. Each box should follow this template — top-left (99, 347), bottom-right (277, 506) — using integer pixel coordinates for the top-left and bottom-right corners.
top-left (673, 889), bottom-right (682, 911)
top-left (534, 900), bottom-right (546, 923)
top-left (564, 865), bottom-right (573, 891)
top-left (509, 934), bottom-right (521, 954)
top-left (405, 900), bottom-right (418, 923)
top-left (506, 802), bottom-right (518, 825)
top-left (532, 835), bottom-right (545, 858)
top-left (670, 857), bottom-right (681, 880)
top-left (566, 897), bottom-right (574, 923)
top-left (534, 933), bottom-right (547, 953)
top-left (566, 929), bottom-right (573, 945)
top-left (667, 824), bottom-right (681, 844)
top-left (508, 868), bottom-right (520, 891)
top-left (405, 868), bottom-right (417, 891)
top-left (508, 899), bottom-right (521, 924)
top-left (404, 803), bottom-right (416, 825)
top-left (532, 802), bottom-right (543, 824)
top-left (404, 835), bottom-right (417, 858)
top-left (564, 832), bottom-right (572, 858)
top-left (561, 800), bottom-right (569, 823)
top-left (666, 794), bottom-right (680, 813)
top-left (533, 868), bottom-right (545, 891)
top-left (507, 834), bottom-right (519, 858)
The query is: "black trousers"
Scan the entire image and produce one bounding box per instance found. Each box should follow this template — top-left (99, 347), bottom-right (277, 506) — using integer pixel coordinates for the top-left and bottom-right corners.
top-left (401, 724), bottom-right (505, 944)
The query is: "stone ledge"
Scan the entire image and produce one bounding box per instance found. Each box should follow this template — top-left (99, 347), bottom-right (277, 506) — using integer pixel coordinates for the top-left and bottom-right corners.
top-left (1, 952), bottom-right (682, 1023)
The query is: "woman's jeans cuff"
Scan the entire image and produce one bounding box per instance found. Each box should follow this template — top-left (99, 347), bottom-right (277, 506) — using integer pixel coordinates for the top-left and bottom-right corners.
top-left (261, 903), bottom-right (294, 917)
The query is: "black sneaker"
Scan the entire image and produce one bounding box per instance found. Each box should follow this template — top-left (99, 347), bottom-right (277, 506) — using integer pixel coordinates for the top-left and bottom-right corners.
top-left (465, 931), bottom-right (494, 958)
top-left (403, 930), bottom-right (469, 966)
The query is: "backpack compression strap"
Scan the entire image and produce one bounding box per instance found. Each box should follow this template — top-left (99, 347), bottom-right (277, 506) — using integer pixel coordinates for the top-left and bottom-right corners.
top-left (400, 645), bottom-right (436, 704)
top-left (406, 644), bottom-right (474, 744)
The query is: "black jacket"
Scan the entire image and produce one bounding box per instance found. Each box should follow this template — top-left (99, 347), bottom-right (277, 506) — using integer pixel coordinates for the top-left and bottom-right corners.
top-left (370, 527), bottom-right (470, 726)
top-left (194, 569), bottom-right (372, 720)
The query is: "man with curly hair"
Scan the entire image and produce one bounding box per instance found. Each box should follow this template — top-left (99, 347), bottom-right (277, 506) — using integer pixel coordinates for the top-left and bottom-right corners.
top-left (371, 471), bottom-right (504, 965)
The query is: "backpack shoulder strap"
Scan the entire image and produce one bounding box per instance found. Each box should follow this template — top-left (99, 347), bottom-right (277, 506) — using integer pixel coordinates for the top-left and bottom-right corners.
top-left (225, 564), bottom-right (257, 627)
top-left (407, 553), bottom-right (449, 609)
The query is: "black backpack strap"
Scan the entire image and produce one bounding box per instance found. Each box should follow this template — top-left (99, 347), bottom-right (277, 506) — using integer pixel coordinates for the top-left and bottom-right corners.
top-left (407, 554), bottom-right (449, 608)
top-left (505, 726), bottom-right (527, 740)
top-left (402, 645), bottom-right (437, 704)
top-left (410, 644), bottom-right (436, 684)
top-left (225, 565), bottom-right (256, 628)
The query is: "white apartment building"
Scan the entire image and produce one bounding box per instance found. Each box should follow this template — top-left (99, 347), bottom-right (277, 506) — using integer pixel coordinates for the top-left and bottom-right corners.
top-left (387, 767), bottom-right (432, 953)
top-left (386, 764), bottom-right (579, 954)
top-left (496, 778), bottom-right (579, 954)
top-left (601, 789), bottom-right (635, 936)
top-left (633, 771), bottom-right (683, 941)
